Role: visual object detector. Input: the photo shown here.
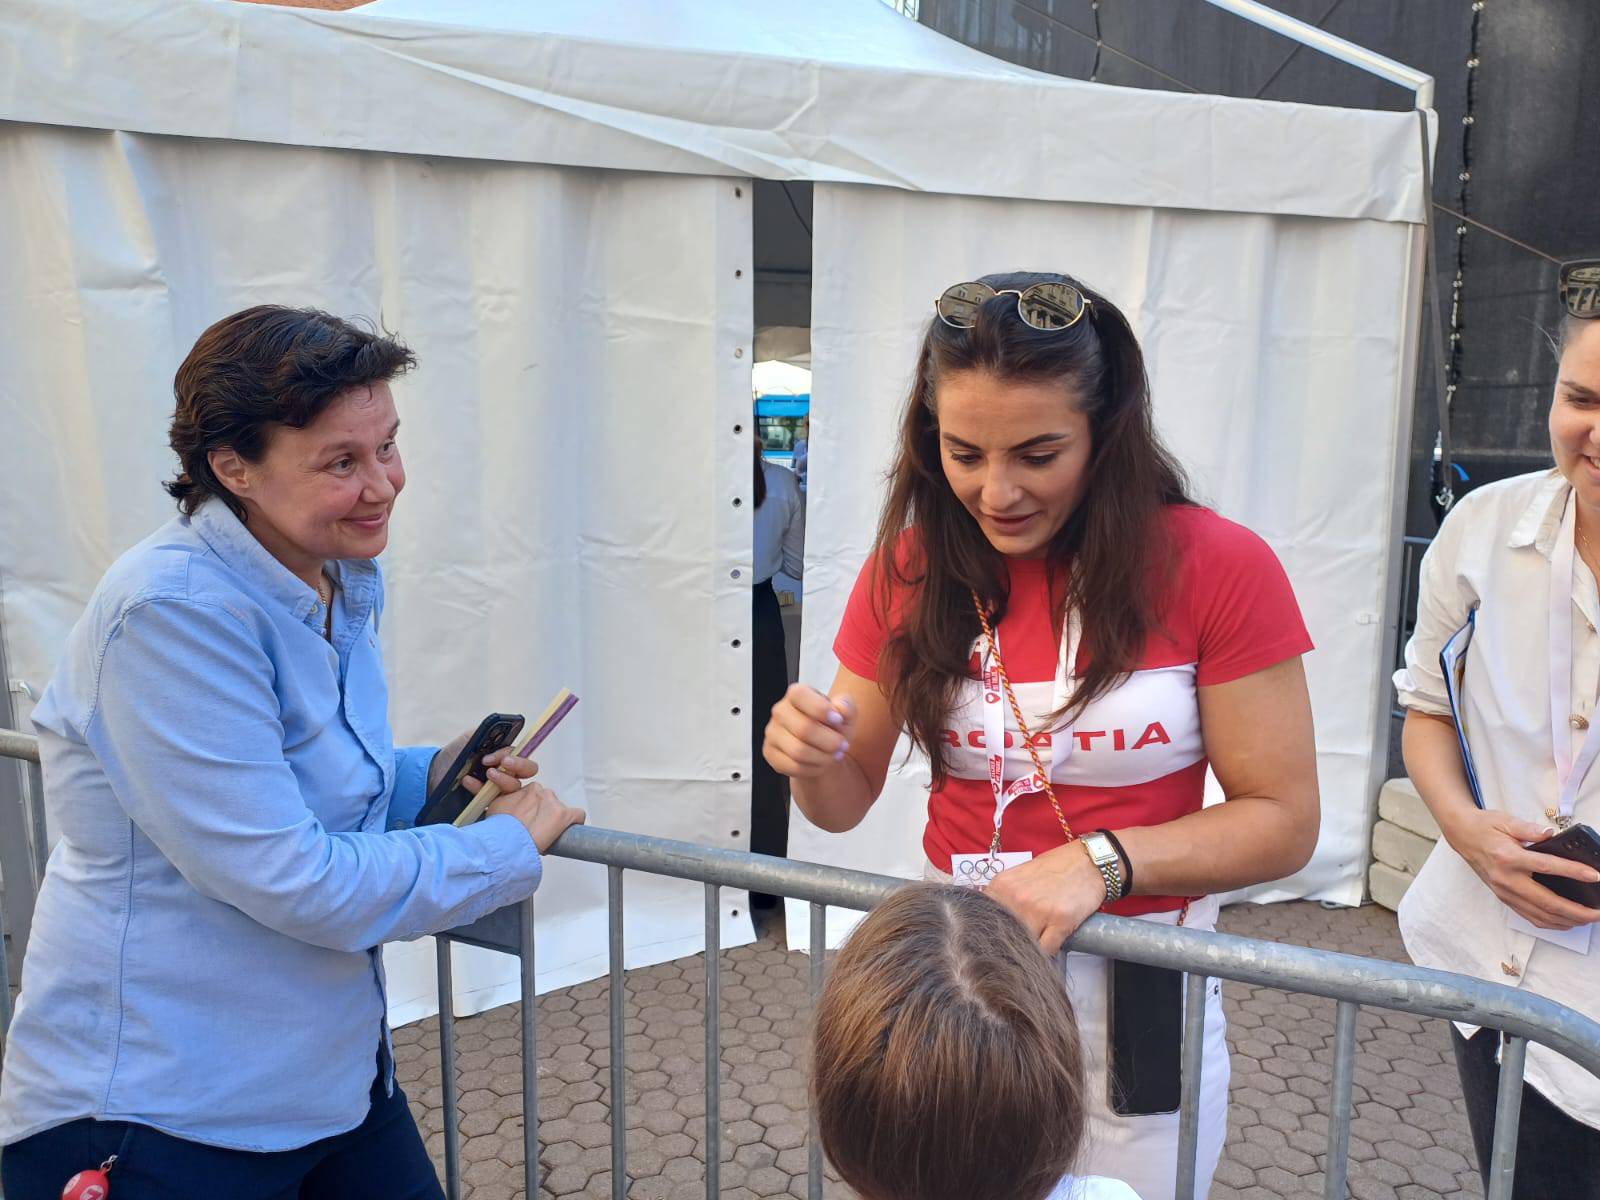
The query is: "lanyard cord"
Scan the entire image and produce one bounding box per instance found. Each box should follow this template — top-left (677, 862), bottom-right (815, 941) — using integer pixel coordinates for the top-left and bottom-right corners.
top-left (972, 590), bottom-right (1077, 851)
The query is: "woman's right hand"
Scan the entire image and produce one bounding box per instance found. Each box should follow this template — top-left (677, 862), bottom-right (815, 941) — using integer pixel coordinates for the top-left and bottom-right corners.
top-left (486, 780), bottom-right (586, 852)
top-left (763, 683), bottom-right (857, 779)
top-left (1441, 808), bottom-right (1600, 930)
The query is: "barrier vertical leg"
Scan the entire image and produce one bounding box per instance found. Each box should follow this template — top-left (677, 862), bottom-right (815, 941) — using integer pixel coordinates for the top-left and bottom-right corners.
top-left (609, 867), bottom-right (627, 1200)
top-left (807, 903), bottom-right (826, 1200)
top-left (25, 759), bottom-right (46, 886)
top-left (1174, 972), bottom-right (1208, 1200)
top-left (0, 888), bottom-right (12, 1049)
top-left (1486, 1034), bottom-right (1527, 1200)
top-left (1323, 1000), bottom-right (1359, 1198)
top-left (521, 897), bottom-right (539, 1200)
top-left (437, 937), bottom-right (461, 1200)
top-left (704, 884), bottom-right (721, 1200)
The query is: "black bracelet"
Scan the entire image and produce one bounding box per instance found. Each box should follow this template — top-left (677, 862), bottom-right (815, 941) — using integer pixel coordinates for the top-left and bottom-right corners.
top-left (1099, 829), bottom-right (1133, 899)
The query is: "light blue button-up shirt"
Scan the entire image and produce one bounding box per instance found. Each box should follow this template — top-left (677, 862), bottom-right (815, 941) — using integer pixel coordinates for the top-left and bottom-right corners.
top-left (0, 500), bottom-right (542, 1151)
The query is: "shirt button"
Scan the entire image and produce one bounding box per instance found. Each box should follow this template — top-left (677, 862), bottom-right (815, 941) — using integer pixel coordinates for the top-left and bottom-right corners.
top-left (1573, 714), bottom-right (1591, 731)
top-left (1500, 960), bottom-right (1522, 978)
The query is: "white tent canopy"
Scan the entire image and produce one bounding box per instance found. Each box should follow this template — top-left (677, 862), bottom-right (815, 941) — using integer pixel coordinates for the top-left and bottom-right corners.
top-left (0, 0), bottom-right (1426, 222)
top-left (0, 0), bottom-right (1427, 1015)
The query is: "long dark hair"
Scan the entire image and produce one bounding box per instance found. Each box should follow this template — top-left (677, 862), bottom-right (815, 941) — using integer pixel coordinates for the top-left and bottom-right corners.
top-left (871, 271), bottom-right (1191, 785)
top-left (753, 434), bottom-right (768, 509)
top-left (811, 885), bottom-right (1088, 1200)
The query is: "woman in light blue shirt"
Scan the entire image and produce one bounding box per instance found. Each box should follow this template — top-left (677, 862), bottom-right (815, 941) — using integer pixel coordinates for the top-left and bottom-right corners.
top-left (0, 306), bottom-right (582, 1199)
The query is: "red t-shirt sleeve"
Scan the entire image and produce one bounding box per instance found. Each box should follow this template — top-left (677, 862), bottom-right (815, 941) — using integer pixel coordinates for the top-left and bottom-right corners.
top-left (1180, 511), bottom-right (1314, 686)
top-left (832, 549), bottom-right (893, 681)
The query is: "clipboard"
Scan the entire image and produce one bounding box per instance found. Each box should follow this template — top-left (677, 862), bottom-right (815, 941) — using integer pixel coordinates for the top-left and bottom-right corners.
top-left (1439, 609), bottom-right (1486, 810)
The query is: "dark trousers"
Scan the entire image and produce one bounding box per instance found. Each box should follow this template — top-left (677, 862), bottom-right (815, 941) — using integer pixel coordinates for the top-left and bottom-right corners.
top-left (751, 578), bottom-right (791, 906)
top-left (1, 1065), bottom-right (442, 1200)
top-left (1452, 1026), bottom-right (1600, 1198)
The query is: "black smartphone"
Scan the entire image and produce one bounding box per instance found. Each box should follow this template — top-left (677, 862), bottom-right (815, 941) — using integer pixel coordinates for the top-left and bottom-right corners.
top-left (1106, 958), bottom-right (1185, 1117)
top-left (415, 712), bottom-right (526, 827)
top-left (1528, 823), bottom-right (1600, 909)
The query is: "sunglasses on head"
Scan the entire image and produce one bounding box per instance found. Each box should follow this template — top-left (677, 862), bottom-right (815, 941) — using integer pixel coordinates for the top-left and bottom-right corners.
top-left (1560, 259), bottom-right (1600, 320)
top-left (935, 281), bottom-right (1091, 332)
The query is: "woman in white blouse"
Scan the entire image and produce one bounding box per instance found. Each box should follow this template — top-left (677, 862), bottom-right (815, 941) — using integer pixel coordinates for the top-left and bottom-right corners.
top-left (1395, 258), bottom-right (1600, 1195)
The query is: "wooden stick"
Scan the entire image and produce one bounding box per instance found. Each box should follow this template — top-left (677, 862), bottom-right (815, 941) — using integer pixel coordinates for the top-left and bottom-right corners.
top-left (453, 688), bottom-right (579, 828)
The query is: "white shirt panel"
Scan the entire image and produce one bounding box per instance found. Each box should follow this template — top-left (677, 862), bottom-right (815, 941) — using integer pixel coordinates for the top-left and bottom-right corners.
top-left (942, 666), bottom-right (1205, 788)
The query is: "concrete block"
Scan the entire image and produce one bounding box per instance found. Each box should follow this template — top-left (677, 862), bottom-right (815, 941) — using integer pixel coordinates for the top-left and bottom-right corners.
top-left (1369, 861), bottom-right (1415, 912)
top-left (1379, 777), bottom-right (1442, 841)
top-left (1373, 820), bottom-right (1437, 876)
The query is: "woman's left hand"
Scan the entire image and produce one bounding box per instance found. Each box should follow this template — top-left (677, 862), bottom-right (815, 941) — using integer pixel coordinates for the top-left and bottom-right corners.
top-left (429, 729), bottom-right (539, 796)
top-left (984, 841), bottom-right (1108, 955)
top-left (464, 747), bottom-right (540, 796)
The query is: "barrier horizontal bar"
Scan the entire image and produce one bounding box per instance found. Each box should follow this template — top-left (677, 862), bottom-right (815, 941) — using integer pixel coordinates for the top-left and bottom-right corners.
top-left (530, 825), bottom-right (1600, 1077)
top-left (0, 728), bottom-right (40, 764)
top-left (3, 728), bottom-right (1598, 1079)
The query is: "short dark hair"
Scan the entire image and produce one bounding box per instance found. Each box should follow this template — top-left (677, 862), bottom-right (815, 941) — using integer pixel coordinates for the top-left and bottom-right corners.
top-left (811, 885), bottom-right (1089, 1200)
top-left (166, 306), bottom-right (416, 521)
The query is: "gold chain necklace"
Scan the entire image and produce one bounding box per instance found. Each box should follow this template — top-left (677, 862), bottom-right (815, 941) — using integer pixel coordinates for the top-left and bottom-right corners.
top-left (315, 573), bottom-right (334, 638)
top-left (971, 591), bottom-right (1077, 856)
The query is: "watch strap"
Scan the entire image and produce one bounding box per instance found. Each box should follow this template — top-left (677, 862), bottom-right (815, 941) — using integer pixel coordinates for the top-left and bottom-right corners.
top-left (1099, 828), bottom-right (1133, 898)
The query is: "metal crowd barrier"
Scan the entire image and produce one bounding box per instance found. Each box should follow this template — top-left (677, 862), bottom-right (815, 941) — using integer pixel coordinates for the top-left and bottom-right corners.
top-left (4, 731), bottom-right (1600, 1200)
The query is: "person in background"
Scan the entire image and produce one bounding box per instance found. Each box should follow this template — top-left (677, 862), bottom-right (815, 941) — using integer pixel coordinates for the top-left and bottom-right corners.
top-left (763, 271), bottom-right (1319, 1196)
top-left (811, 884), bottom-right (1139, 1200)
top-left (792, 415), bottom-right (809, 490)
top-left (0, 306), bottom-right (583, 1200)
top-left (1394, 258), bottom-right (1600, 1197)
top-left (751, 434), bottom-right (805, 909)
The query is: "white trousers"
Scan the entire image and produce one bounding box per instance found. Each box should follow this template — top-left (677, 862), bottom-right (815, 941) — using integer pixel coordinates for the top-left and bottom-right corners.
top-left (1060, 895), bottom-right (1229, 1200)
top-left (924, 867), bottom-right (1229, 1200)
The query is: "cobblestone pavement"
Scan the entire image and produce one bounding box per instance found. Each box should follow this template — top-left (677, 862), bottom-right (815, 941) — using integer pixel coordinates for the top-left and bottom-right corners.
top-left (394, 900), bottom-right (1486, 1200)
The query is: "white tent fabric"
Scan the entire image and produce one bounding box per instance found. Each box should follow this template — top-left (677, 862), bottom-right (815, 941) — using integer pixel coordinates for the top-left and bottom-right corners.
top-left (0, 0), bottom-right (1426, 224)
top-left (789, 186), bottom-right (1421, 945)
top-left (0, 0), bottom-right (1429, 1013)
top-left (0, 124), bottom-right (755, 1023)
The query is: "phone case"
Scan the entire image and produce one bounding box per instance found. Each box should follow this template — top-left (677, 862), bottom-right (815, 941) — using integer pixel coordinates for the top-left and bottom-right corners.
top-left (1529, 823), bottom-right (1600, 908)
top-left (415, 713), bottom-right (526, 827)
top-left (1106, 958), bottom-right (1185, 1116)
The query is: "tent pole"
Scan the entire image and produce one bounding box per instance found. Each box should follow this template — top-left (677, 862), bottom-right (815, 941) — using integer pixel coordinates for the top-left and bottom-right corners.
top-left (1200, 0), bottom-right (1433, 110)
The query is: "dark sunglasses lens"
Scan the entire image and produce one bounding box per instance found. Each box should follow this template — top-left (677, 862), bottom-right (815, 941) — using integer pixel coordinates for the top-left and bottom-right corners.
top-left (1017, 283), bottom-right (1085, 330)
top-left (1562, 262), bottom-right (1600, 319)
top-left (937, 282), bottom-right (996, 327)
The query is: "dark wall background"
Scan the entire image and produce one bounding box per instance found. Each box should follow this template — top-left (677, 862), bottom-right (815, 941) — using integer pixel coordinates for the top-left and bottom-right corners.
top-left (916, 0), bottom-right (1600, 535)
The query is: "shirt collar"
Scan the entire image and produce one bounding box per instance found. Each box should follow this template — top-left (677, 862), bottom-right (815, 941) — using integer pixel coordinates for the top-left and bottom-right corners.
top-left (189, 498), bottom-right (379, 630)
top-left (1509, 470), bottom-right (1572, 559)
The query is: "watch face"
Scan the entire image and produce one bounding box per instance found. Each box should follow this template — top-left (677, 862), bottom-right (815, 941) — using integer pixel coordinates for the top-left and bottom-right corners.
top-left (1084, 834), bottom-right (1117, 865)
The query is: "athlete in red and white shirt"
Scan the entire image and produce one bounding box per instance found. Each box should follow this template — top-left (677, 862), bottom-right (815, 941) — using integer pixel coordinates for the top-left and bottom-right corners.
top-left (762, 271), bottom-right (1319, 1200)
top-left (834, 504), bottom-right (1312, 917)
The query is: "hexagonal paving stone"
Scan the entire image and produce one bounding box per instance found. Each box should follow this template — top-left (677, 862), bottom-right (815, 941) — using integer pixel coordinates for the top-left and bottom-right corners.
top-left (397, 901), bottom-right (1486, 1199)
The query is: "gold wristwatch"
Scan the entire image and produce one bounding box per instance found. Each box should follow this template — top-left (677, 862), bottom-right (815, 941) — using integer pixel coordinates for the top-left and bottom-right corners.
top-left (1079, 831), bottom-right (1124, 905)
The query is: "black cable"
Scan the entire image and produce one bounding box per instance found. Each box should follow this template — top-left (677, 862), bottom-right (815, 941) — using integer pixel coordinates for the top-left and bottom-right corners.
top-left (1090, 0), bottom-right (1103, 83)
top-left (1012, 0), bottom-right (1201, 93)
top-left (1445, 3), bottom-right (1485, 417)
top-left (779, 180), bottom-right (812, 240)
top-left (1020, 0), bottom-right (1549, 276)
top-left (1434, 201), bottom-right (1561, 267)
top-left (1250, 0), bottom-right (1349, 100)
